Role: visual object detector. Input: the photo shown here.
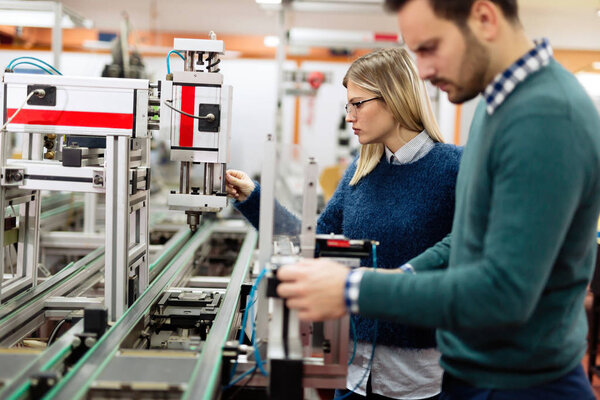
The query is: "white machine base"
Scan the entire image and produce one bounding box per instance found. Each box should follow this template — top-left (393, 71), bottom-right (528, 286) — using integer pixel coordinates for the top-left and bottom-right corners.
top-left (167, 193), bottom-right (227, 212)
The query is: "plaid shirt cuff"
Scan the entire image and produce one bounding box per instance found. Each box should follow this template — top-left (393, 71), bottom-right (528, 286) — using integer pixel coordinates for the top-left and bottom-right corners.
top-left (399, 263), bottom-right (416, 274)
top-left (344, 269), bottom-right (365, 314)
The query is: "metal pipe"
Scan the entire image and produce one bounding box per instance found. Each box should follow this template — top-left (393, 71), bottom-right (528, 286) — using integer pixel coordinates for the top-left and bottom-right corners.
top-left (179, 162), bottom-right (191, 194)
top-left (203, 163), bottom-right (214, 195)
top-left (185, 51), bottom-right (195, 72)
top-left (179, 162), bottom-right (185, 193)
top-left (185, 162), bottom-right (191, 194)
top-left (220, 163), bottom-right (227, 194)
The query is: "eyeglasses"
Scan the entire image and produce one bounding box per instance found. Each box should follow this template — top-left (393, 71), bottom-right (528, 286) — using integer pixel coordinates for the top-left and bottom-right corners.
top-left (344, 97), bottom-right (382, 116)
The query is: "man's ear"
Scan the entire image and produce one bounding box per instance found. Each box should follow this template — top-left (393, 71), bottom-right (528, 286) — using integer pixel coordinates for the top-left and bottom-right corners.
top-left (467, 0), bottom-right (500, 42)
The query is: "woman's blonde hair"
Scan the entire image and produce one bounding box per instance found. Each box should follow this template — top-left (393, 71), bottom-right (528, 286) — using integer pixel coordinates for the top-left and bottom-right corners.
top-left (343, 47), bottom-right (444, 185)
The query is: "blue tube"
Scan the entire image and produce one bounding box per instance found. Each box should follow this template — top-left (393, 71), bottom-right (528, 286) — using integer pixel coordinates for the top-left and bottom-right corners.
top-left (166, 50), bottom-right (185, 74)
top-left (8, 57), bottom-right (62, 75)
top-left (10, 61), bottom-right (53, 75)
top-left (223, 366), bottom-right (257, 390)
top-left (249, 268), bottom-right (269, 376)
top-left (227, 267), bottom-right (269, 386)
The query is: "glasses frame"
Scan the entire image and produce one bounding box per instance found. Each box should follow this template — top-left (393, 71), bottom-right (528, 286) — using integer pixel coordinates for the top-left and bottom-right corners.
top-left (344, 96), bottom-right (382, 116)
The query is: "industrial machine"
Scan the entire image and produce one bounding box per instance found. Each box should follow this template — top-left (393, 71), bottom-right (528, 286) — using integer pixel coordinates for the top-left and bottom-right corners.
top-left (159, 34), bottom-right (232, 232)
top-left (0, 34), bottom-right (367, 400)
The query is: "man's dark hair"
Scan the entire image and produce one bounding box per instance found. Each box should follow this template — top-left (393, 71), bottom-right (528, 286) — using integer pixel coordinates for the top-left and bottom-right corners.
top-left (385, 0), bottom-right (519, 24)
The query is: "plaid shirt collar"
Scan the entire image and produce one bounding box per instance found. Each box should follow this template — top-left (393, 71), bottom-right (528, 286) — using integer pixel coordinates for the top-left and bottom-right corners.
top-left (483, 38), bottom-right (553, 115)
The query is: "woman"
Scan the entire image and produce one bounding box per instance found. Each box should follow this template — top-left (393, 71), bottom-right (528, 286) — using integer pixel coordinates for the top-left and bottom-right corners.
top-left (227, 48), bottom-right (461, 400)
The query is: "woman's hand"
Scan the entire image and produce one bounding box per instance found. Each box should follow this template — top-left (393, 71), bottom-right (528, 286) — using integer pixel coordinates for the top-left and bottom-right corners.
top-left (225, 170), bottom-right (255, 202)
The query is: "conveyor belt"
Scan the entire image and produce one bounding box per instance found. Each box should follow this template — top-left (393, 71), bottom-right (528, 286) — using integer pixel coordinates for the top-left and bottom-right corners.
top-left (183, 228), bottom-right (257, 400)
top-left (43, 223), bottom-right (215, 399)
top-left (0, 320), bottom-right (84, 400)
top-left (0, 248), bottom-right (105, 345)
top-left (0, 226), bottom-right (193, 399)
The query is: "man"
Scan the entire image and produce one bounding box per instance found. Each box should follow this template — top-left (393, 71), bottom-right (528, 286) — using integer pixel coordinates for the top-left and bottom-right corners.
top-left (276, 0), bottom-right (600, 398)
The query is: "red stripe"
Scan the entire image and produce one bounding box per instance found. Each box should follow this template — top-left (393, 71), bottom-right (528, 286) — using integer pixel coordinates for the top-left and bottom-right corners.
top-left (374, 33), bottom-right (398, 42)
top-left (327, 240), bottom-right (351, 248)
top-left (180, 85), bottom-right (195, 147)
top-left (6, 109), bottom-right (133, 130)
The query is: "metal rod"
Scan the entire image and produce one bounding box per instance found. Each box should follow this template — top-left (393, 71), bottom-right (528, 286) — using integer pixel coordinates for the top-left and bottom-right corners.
top-left (179, 162), bottom-right (185, 193)
top-left (220, 163), bottom-right (227, 194)
top-left (204, 163), bottom-right (214, 195)
top-left (52, 2), bottom-right (62, 70)
top-left (185, 162), bottom-right (191, 194)
top-left (185, 51), bottom-right (195, 72)
top-left (256, 134), bottom-right (276, 341)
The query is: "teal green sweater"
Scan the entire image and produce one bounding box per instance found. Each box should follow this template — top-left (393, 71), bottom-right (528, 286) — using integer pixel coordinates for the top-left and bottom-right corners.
top-left (358, 59), bottom-right (600, 389)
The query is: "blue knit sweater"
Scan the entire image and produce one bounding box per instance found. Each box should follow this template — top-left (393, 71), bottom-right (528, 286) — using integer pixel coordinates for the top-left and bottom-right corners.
top-left (235, 142), bottom-right (461, 348)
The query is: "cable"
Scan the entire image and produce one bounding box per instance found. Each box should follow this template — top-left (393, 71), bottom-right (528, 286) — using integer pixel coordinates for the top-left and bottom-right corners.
top-left (10, 61), bottom-right (54, 75)
top-left (166, 50), bottom-right (185, 74)
top-left (7, 56), bottom-right (62, 75)
top-left (47, 319), bottom-right (67, 345)
top-left (1, 89), bottom-right (45, 132)
top-left (372, 242), bottom-right (377, 270)
top-left (226, 365), bottom-right (258, 399)
top-left (163, 100), bottom-right (216, 121)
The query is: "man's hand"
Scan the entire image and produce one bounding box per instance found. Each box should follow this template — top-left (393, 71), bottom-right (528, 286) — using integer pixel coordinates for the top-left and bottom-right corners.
top-left (225, 170), bottom-right (255, 202)
top-left (276, 259), bottom-right (350, 321)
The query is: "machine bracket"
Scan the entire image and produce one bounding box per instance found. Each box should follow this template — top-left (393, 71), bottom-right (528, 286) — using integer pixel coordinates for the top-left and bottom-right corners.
top-left (1, 168), bottom-right (24, 186)
top-left (92, 169), bottom-right (105, 188)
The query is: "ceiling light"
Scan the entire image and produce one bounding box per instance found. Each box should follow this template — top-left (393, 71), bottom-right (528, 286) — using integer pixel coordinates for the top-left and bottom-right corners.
top-left (264, 36), bottom-right (280, 47)
top-left (0, 1), bottom-right (92, 29)
top-left (288, 28), bottom-right (402, 49)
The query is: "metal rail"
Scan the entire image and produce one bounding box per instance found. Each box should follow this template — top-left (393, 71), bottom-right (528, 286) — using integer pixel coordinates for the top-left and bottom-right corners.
top-left (0, 247), bottom-right (103, 318)
top-left (184, 228), bottom-right (257, 400)
top-left (0, 320), bottom-right (84, 399)
top-left (0, 250), bottom-right (105, 344)
top-left (0, 228), bottom-right (192, 398)
top-left (43, 222), bottom-right (216, 399)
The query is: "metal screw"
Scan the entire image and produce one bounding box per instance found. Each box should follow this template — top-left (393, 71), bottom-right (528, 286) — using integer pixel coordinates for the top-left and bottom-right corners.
top-left (93, 175), bottom-right (103, 185)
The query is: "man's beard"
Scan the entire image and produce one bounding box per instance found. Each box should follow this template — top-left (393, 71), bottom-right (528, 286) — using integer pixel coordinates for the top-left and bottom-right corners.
top-left (442, 27), bottom-right (491, 104)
